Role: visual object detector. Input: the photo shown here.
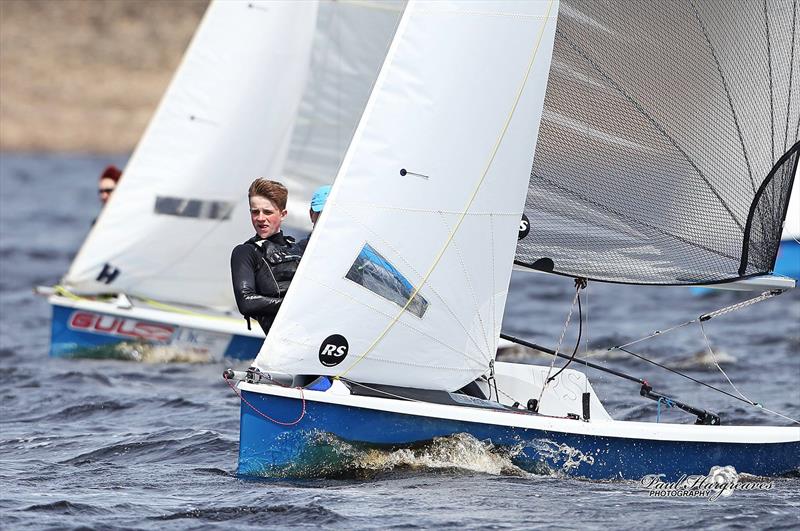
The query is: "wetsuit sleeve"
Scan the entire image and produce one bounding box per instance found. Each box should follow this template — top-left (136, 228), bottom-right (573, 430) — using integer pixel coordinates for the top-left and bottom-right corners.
top-left (230, 244), bottom-right (282, 317)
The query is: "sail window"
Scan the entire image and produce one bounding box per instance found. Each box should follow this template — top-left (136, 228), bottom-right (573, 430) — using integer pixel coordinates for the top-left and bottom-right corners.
top-left (154, 197), bottom-right (235, 220)
top-left (345, 244), bottom-right (429, 318)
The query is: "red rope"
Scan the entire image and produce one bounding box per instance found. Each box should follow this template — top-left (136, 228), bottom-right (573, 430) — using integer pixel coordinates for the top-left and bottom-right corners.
top-left (224, 375), bottom-right (306, 426)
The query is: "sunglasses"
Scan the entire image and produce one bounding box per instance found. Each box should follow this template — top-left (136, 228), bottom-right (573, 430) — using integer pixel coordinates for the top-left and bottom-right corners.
top-left (98, 188), bottom-right (115, 194)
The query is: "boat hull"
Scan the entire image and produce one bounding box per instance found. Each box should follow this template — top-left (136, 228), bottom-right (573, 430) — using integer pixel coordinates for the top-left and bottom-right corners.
top-left (238, 388), bottom-right (800, 481)
top-left (774, 238), bottom-right (800, 278)
top-left (49, 298), bottom-right (263, 362)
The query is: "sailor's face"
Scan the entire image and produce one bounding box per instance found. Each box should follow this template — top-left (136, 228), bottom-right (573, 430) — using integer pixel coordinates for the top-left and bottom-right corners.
top-left (249, 195), bottom-right (286, 239)
top-left (98, 177), bottom-right (116, 205)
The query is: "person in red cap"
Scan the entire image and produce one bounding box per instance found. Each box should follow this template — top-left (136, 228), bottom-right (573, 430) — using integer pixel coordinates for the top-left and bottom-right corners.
top-left (98, 165), bottom-right (122, 205)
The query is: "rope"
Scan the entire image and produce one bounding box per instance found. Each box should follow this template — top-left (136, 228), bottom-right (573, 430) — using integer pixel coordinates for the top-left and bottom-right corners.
top-left (54, 285), bottom-right (85, 301)
top-left (616, 346), bottom-right (755, 405)
top-left (656, 396), bottom-right (674, 423)
top-left (698, 320), bottom-right (753, 405)
top-left (610, 290), bottom-right (784, 351)
top-left (547, 278), bottom-right (586, 383)
top-left (138, 297), bottom-right (243, 324)
top-left (335, 0), bottom-right (557, 379)
top-left (223, 375), bottom-right (306, 426)
top-left (536, 284), bottom-right (581, 407)
top-left (699, 290), bottom-right (782, 321)
top-left (698, 320), bottom-right (800, 425)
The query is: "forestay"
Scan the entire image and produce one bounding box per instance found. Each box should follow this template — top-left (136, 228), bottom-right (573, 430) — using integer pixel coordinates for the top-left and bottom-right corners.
top-left (516, 0), bottom-right (799, 285)
top-left (64, 0), bottom-right (403, 311)
top-left (255, 0), bottom-right (560, 391)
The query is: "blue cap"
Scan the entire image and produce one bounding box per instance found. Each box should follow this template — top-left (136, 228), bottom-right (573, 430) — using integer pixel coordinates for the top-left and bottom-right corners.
top-left (310, 185), bottom-right (332, 213)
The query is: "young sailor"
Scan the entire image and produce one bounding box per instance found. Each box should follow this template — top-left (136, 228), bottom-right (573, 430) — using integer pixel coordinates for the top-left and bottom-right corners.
top-left (230, 179), bottom-right (303, 335)
top-left (98, 165), bottom-right (122, 206)
top-left (297, 184), bottom-right (331, 251)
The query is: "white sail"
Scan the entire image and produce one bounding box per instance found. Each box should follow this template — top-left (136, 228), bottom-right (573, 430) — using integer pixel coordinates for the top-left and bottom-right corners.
top-left (255, 0), bottom-right (560, 391)
top-left (64, 0), bottom-right (403, 312)
top-left (784, 175), bottom-right (799, 240)
top-left (283, 0), bottom-right (406, 221)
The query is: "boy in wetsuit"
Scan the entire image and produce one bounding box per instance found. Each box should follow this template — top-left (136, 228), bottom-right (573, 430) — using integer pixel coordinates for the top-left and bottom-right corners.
top-left (230, 179), bottom-right (303, 335)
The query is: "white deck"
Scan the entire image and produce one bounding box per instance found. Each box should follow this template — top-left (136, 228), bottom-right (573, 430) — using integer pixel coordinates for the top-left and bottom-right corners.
top-left (42, 289), bottom-right (264, 338)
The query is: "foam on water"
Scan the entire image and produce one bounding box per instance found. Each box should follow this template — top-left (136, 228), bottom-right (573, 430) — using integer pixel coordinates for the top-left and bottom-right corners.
top-left (255, 432), bottom-right (533, 479)
top-left (67, 342), bottom-right (215, 363)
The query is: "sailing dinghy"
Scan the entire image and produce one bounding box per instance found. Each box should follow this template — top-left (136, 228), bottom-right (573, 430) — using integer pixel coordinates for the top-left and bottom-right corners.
top-left (229, 0), bottom-right (799, 480)
top-left (39, 0), bottom-right (403, 361)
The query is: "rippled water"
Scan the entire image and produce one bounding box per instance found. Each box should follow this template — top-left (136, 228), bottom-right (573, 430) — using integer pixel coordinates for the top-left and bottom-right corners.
top-left (1, 153), bottom-right (799, 529)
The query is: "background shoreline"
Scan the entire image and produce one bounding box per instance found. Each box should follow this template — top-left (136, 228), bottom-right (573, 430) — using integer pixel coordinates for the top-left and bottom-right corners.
top-left (0, 0), bottom-right (208, 154)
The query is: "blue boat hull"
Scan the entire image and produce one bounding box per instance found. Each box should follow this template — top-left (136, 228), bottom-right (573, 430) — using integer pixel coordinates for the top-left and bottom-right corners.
top-left (774, 238), bottom-right (800, 278)
top-left (49, 303), bottom-right (262, 361)
top-left (238, 390), bottom-right (800, 481)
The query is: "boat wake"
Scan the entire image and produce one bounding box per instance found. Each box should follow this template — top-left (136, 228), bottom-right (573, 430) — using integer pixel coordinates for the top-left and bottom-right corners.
top-left (67, 342), bottom-right (214, 363)
top-left (248, 431), bottom-right (607, 480)
top-left (259, 432), bottom-right (533, 479)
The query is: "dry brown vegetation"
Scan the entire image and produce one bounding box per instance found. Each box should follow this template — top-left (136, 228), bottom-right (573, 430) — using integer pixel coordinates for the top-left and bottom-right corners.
top-left (0, 0), bottom-right (209, 153)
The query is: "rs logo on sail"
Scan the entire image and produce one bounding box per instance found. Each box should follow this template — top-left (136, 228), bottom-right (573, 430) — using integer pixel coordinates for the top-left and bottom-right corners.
top-left (68, 311), bottom-right (175, 342)
top-left (318, 334), bottom-right (349, 367)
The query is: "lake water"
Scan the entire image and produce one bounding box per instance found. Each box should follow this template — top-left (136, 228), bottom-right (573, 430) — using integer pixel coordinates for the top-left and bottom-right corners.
top-left (1, 153), bottom-right (798, 529)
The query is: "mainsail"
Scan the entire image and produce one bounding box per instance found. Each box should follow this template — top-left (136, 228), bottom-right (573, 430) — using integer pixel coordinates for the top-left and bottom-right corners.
top-left (515, 0), bottom-right (798, 285)
top-left (63, 0), bottom-right (403, 311)
top-left (255, 0), bottom-right (559, 391)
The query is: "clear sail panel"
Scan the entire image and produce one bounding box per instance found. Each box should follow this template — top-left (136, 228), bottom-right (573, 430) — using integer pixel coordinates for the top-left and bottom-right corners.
top-left (515, 0), bottom-right (799, 285)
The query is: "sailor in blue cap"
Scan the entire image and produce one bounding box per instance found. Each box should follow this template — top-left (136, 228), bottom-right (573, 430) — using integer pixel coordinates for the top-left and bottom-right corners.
top-left (298, 184), bottom-right (331, 251)
top-left (309, 184), bottom-right (331, 227)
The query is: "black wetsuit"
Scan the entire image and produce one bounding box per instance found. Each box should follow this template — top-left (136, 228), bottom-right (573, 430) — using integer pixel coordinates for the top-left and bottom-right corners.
top-left (230, 231), bottom-right (303, 335)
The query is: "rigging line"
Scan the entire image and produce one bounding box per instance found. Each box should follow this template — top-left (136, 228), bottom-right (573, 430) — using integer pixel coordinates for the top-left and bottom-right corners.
top-left (490, 214), bottom-right (497, 360)
top-left (583, 285), bottom-right (590, 393)
top-left (340, 378), bottom-right (426, 403)
top-left (555, 27), bottom-right (745, 231)
top-left (500, 332), bottom-right (645, 385)
top-left (536, 285), bottom-right (581, 406)
top-left (783, 0), bottom-right (796, 154)
top-left (612, 320), bottom-right (697, 351)
top-left (335, 0), bottom-right (557, 379)
top-left (689, 0), bottom-right (757, 196)
top-left (614, 346), bottom-right (754, 406)
top-left (547, 287), bottom-right (583, 383)
top-left (765, 0), bottom-right (776, 163)
top-left (697, 320), bottom-right (799, 425)
top-left (698, 320), bottom-right (752, 404)
top-left (609, 289), bottom-right (782, 351)
top-left (223, 376), bottom-right (306, 426)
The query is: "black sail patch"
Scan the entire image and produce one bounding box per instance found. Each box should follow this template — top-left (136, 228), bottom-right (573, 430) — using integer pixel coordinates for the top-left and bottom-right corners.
top-left (518, 214), bottom-right (530, 240)
top-left (319, 334), bottom-right (349, 367)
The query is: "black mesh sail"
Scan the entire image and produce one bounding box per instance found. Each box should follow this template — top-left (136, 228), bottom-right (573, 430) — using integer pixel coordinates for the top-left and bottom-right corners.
top-left (516, 0), bottom-right (799, 285)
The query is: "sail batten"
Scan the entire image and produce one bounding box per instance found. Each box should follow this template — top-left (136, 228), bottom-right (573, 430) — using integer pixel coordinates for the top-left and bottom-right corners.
top-left (516, 0), bottom-right (798, 286)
